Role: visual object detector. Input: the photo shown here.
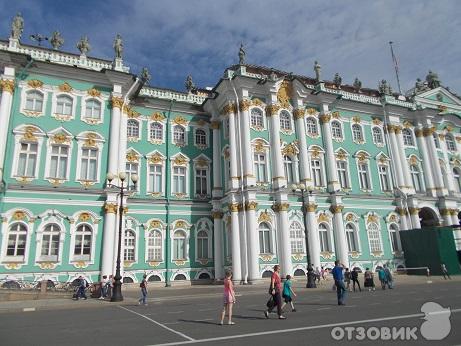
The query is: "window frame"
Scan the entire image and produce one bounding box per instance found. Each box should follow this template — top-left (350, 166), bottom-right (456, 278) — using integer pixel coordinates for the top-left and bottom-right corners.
top-left (318, 223), bottom-right (332, 253)
top-left (331, 120), bottom-right (343, 141)
top-left (72, 223), bottom-right (93, 261)
top-left (367, 222), bottom-right (383, 253)
top-left (279, 110), bottom-right (292, 132)
top-left (372, 126), bottom-right (384, 146)
top-left (445, 133), bottom-right (457, 152)
top-left (402, 128), bottom-right (415, 147)
top-left (305, 117), bottom-right (319, 137)
top-left (75, 132), bottom-right (104, 185)
top-left (127, 119), bottom-right (140, 139)
top-left (194, 128), bottom-right (208, 148)
top-left (289, 221), bottom-right (305, 254)
top-left (172, 125), bottom-right (186, 146)
top-left (388, 223), bottom-right (401, 253)
top-left (123, 229), bottom-right (136, 262)
top-left (258, 222), bottom-right (273, 255)
top-left (345, 223), bottom-right (359, 253)
top-left (146, 228), bottom-right (163, 262)
top-left (172, 229), bottom-right (188, 261)
top-left (250, 107), bottom-right (265, 130)
top-left (351, 123), bottom-right (364, 143)
top-left (3, 222), bottom-right (29, 261)
top-left (377, 163), bottom-right (392, 192)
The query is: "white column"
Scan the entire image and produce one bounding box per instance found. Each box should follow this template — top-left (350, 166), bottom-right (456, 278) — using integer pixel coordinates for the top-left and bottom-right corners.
top-left (245, 202), bottom-right (260, 282)
top-left (424, 127), bottom-right (445, 196)
top-left (409, 207), bottom-right (421, 229)
top-left (450, 209), bottom-right (459, 226)
top-left (212, 211), bottom-right (224, 280)
top-left (108, 95), bottom-right (122, 175)
top-left (238, 100), bottom-right (255, 186)
top-left (395, 127), bottom-right (413, 190)
top-left (306, 203), bottom-right (320, 270)
top-left (266, 105), bottom-right (286, 189)
top-left (226, 104), bottom-right (240, 189)
top-left (294, 109), bottom-right (312, 184)
top-left (396, 208), bottom-right (409, 231)
top-left (438, 134), bottom-right (456, 193)
top-left (101, 200), bottom-right (117, 277)
top-left (440, 209), bottom-right (452, 227)
top-left (211, 120), bottom-right (223, 197)
top-left (230, 203), bottom-right (242, 283)
top-left (415, 128), bottom-right (435, 195)
top-left (0, 71), bottom-right (15, 182)
top-left (276, 202), bottom-right (293, 277)
top-left (387, 126), bottom-right (405, 188)
top-left (319, 111), bottom-right (340, 192)
top-left (118, 107), bottom-right (128, 175)
top-left (331, 205), bottom-right (349, 267)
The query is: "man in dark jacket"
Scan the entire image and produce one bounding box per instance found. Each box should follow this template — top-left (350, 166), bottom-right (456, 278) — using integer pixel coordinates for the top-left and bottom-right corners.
top-left (351, 268), bottom-right (361, 292)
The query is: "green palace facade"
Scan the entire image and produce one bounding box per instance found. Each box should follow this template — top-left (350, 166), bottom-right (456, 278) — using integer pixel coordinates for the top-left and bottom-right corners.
top-left (1, 16), bottom-right (461, 286)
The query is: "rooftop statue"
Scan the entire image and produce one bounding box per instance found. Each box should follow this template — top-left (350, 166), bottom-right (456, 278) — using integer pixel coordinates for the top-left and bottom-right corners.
top-left (415, 78), bottom-right (428, 93)
top-left (333, 73), bottom-right (342, 88)
top-left (50, 31), bottom-right (64, 50)
top-left (185, 74), bottom-right (196, 92)
top-left (378, 79), bottom-right (392, 95)
top-left (353, 77), bottom-right (362, 92)
top-left (77, 36), bottom-right (91, 56)
top-left (113, 34), bottom-right (123, 59)
top-left (314, 60), bottom-right (321, 82)
top-left (140, 67), bottom-right (151, 83)
top-left (11, 12), bottom-right (24, 40)
top-left (426, 70), bottom-right (441, 89)
top-left (238, 43), bottom-right (245, 65)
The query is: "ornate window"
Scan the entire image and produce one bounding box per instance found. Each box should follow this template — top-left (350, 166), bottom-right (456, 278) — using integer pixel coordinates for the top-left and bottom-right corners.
top-left (25, 90), bottom-right (44, 112)
top-left (195, 168), bottom-right (208, 196)
top-left (372, 127), bottom-right (384, 145)
top-left (453, 167), bottom-right (461, 193)
top-left (84, 99), bottom-right (102, 120)
top-left (306, 118), bottom-right (318, 136)
top-left (367, 222), bottom-right (382, 253)
top-left (319, 223), bottom-right (331, 252)
top-left (389, 224), bottom-right (400, 252)
top-left (40, 224), bottom-right (60, 259)
top-left (352, 124), bottom-right (363, 143)
top-left (345, 223), bottom-right (359, 252)
top-left (79, 148), bottom-right (98, 181)
top-left (195, 129), bottom-right (207, 146)
top-left (148, 164), bottom-right (163, 193)
top-left (173, 230), bottom-right (187, 260)
top-left (124, 230), bottom-right (136, 261)
top-left (197, 230), bottom-right (209, 259)
top-left (336, 160), bottom-right (350, 189)
top-left (258, 222), bottom-right (272, 254)
top-left (125, 161), bottom-right (139, 190)
top-left (173, 125), bottom-right (186, 145)
top-left (127, 119), bottom-right (140, 138)
top-left (283, 155), bottom-right (294, 184)
top-left (358, 162), bottom-right (371, 190)
top-left (250, 108), bottom-right (264, 128)
top-left (254, 153), bottom-right (268, 183)
top-left (378, 164), bottom-right (391, 191)
top-left (410, 164), bottom-right (423, 192)
top-left (446, 134), bottom-right (456, 152)
top-left (172, 166), bottom-right (187, 193)
top-left (16, 142), bottom-right (38, 177)
top-left (331, 121), bottom-right (343, 140)
top-left (279, 110), bottom-right (291, 131)
top-left (150, 122), bottom-right (163, 141)
top-left (73, 224), bottom-right (92, 260)
top-left (289, 222), bottom-right (304, 254)
top-left (48, 144), bottom-right (69, 179)
top-left (5, 223), bottom-right (27, 258)
top-left (147, 230), bottom-right (162, 261)
top-left (402, 128), bottom-right (414, 146)
top-left (56, 95), bottom-right (73, 116)
top-left (311, 158), bottom-right (324, 187)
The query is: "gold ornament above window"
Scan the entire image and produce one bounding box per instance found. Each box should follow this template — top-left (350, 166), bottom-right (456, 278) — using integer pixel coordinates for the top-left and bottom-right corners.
top-left (27, 79), bottom-right (44, 89)
top-left (277, 80), bottom-right (292, 109)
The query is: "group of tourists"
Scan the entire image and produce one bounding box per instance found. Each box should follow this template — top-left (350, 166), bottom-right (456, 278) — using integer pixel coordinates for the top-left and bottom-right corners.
top-left (73, 274), bottom-right (114, 301)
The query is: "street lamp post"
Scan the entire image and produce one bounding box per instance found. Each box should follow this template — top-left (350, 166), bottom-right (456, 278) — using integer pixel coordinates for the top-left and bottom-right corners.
top-left (106, 172), bottom-right (138, 302)
top-left (291, 183), bottom-right (316, 288)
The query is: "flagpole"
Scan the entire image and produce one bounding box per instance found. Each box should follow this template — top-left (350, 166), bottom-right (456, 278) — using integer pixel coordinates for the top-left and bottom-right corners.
top-left (389, 41), bottom-right (402, 94)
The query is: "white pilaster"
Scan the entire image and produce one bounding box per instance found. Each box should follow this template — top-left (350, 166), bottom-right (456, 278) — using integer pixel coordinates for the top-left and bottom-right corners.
top-left (395, 127), bottom-right (413, 191)
top-left (118, 106), bottom-right (128, 174)
top-left (245, 201), bottom-right (260, 282)
top-left (331, 205), bottom-right (349, 267)
top-left (415, 128), bottom-right (435, 196)
top-left (387, 126), bottom-right (405, 188)
top-left (238, 99), bottom-right (255, 186)
top-left (397, 208), bottom-right (409, 231)
top-left (438, 134), bottom-right (456, 194)
top-left (408, 208), bottom-right (421, 229)
top-left (212, 211), bottom-right (224, 280)
top-left (211, 120), bottom-right (223, 198)
top-left (230, 204), bottom-right (242, 283)
top-left (108, 92), bottom-right (122, 176)
top-left (306, 202), bottom-right (320, 270)
top-left (440, 209), bottom-right (453, 227)
top-left (0, 69), bottom-right (15, 182)
top-left (294, 109), bottom-right (312, 184)
top-left (101, 199), bottom-right (117, 277)
top-left (319, 106), bottom-right (340, 192)
top-left (267, 104), bottom-right (286, 189)
top-left (424, 127), bottom-right (446, 197)
top-left (226, 105), bottom-right (240, 190)
top-left (275, 201), bottom-right (293, 277)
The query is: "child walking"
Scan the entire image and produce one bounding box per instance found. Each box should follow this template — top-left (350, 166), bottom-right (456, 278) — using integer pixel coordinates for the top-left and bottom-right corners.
top-left (281, 275), bottom-right (297, 312)
top-left (220, 270), bottom-right (236, 325)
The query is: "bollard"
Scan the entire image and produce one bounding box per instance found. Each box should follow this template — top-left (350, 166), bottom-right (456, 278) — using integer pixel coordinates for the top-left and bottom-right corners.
top-left (40, 280), bottom-right (47, 294)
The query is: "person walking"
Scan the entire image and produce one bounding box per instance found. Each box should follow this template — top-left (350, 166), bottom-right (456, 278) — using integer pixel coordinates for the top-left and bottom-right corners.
top-left (378, 267), bottom-right (387, 290)
top-left (264, 265), bottom-right (286, 319)
top-left (99, 275), bottom-right (109, 299)
top-left (344, 268), bottom-right (351, 291)
top-left (332, 260), bottom-right (346, 306)
top-left (138, 274), bottom-right (148, 306)
top-left (75, 276), bottom-right (87, 300)
top-left (441, 263), bottom-right (451, 280)
top-left (351, 268), bottom-right (361, 292)
top-left (315, 267), bottom-right (321, 284)
top-left (383, 264), bottom-right (394, 288)
top-left (220, 270), bottom-right (236, 325)
top-left (364, 268), bottom-right (376, 291)
top-left (281, 275), bottom-right (297, 312)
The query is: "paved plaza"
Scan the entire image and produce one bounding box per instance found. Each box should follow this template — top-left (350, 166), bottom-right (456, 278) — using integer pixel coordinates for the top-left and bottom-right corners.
top-left (0, 277), bottom-right (459, 345)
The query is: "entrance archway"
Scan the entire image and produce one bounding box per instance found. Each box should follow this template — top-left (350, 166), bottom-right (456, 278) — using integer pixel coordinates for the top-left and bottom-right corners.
top-left (419, 207), bottom-right (439, 228)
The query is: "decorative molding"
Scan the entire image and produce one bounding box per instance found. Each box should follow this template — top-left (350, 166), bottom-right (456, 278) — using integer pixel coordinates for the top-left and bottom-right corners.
top-left (408, 207), bottom-right (420, 215)
top-left (173, 116), bottom-right (188, 126)
top-left (319, 114), bottom-right (331, 124)
top-left (211, 211), bottom-right (223, 219)
top-left (330, 205), bottom-right (344, 214)
top-left (317, 213), bottom-right (329, 223)
top-left (58, 82), bottom-right (73, 93)
top-left (265, 104), bottom-right (280, 117)
top-left (87, 88), bottom-right (101, 97)
top-left (0, 79), bottom-right (15, 93)
top-left (210, 121), bottom-right (220, 130)
top-left (293, 109), bottom-right (305, 119)
top-left (366, 213), bottom-right (379, 223)
top-left (238, 99), bottom-right (251, 112)
top-left (282, 143), bottom-right (298, 156)
top-left (352, 116), bottom-right (361, 123)
top-left (150, 112), bottom-right (165, 121)
top-left (222, 102), bottom-right (237, 115)
top-left (395, 207), bottom-right (407, 216)
top-left (259, 254), bottom-right (276, 262)
top-left (173, 155), bottom-right (188, 166)
top-left (27, 79), bottom-right (44, 89)
top-left (126, 151), bottom-right (139, 162)
top-left (245, 201), bottom-right (258, 211)
top-left (422, 127), bottom-right (436, 137)
top-left (277, 80), bottom-right (292, 108)
top-left (273, 202), bottom-right (289, 212)
top-left (104, 203), bottom-right (118, 214)
top-left (174, 260), bottom-right (186, 266)
top-left (229, 203), bottom-right (240, 212)
top-left (110, 96), bottom-right (123, 109)
top-left (320, 251), bottom-right (334, 259)
top-left (148, 153), bottom-right (164, 164)
top-left (306, 108), bottom-right (318, 116)
top-left (305, 203), bottom-right (317, 213)
top-left (258, 211), bottom-right (272, 223)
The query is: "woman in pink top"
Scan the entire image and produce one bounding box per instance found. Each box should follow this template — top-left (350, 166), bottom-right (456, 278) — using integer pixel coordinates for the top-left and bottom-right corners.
top-left (220, 270), bottom-right (236, 325)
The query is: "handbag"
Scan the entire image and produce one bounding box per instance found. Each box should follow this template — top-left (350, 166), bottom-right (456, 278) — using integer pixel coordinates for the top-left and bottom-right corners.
top-left (266, 296), bottom-right (275, 309)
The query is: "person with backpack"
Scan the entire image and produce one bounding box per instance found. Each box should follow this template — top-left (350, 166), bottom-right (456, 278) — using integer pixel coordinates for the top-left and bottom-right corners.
top-left (264, 265), bottom-right (286, 319)
top-left (75, 276), bottom-right (88, 300)
top-left (364, 268), bottom-right (376, 291)
top-left (138, 274), bottom-right (148, 306)
top-left (378, 267), bottom-right (387, 290)
top-left (351, 268), bottom-right (361, 292)
top-left (383, 264), bottom-right (394, 288)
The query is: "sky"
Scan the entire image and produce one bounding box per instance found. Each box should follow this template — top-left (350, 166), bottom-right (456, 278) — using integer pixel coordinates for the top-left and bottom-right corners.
top-left (0, 0), bottom-right (460, 95)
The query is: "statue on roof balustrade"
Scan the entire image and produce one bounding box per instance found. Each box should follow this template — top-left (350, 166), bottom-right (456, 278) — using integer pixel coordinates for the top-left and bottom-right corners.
top-left (185, 75), bottom-right (196, 92)
top-left (314, 60), bottom-right (321, 82)
top-left (77, 36), bottom-right (91, 56)
top-left (238, 43), bottom-right (245, 65)
top-left (50, 31), bottom-right (64, 50)
top-left (333, 73), bottom-right (342, 88)
top-left (426, 70), bottom-right (441, 89)
top-left (11, 12), bottom-right (24, 40)
top-left (353, 78), bottom-right (362, 92)
top-left (113, 34), bottom-right (123, 59)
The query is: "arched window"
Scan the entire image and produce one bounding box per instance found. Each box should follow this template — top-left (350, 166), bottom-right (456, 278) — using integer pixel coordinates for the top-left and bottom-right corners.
top-left (16, 142), bottom-right (38, 177)
top-left (352, 124), bottom-right (363, 142)
top-left (331, 121), bottom-right (343, 139)
top-left (79, 147), bottom-right (98, 181)
top-left (41, 224), bottom-right (60, 258)
top-left (85, 99), bottom-right (101, 120)
top-left (25, 90), bottom-right (44, 112)
top-left (258, 222), bottom-right (272, 254)
top-left (367, 222), bottom-right (382, 253)
top-left (74, 224), bottom-right (92, 260)
top-left (150, 122), bottom-right (163, 141)
top-left (197, 230), bottom-right (209, 259)
top-left (56, 95), bottom-right (73, 115)
top-left (173, 125), bottom-right (186, 145)
top-left (389, 224), bottom-right (400, 252)
top-left (195, 167), bottom-right (208, 196)
top-left (453, 167), bottom-right (461, 192)
top-left (279, 111), bottom-right (291, 131)
top-left (311, 157), bottom-right (324, 187)
top-left (372, 127), bottom-right (383, 145)
top-left (319, 223), bottom-right (331, 252)
top-left (250, 108), bottom-right (264, 128)
top-left (124, 230), bottom-right (136, 261)
top-left (289, 222), bottom-right (304, 254)
top-left (172, 166), bottom-right (186, 193)
top-left (345, 223), bottom-right (358, 252)
top-left (336, 159), bottom-right (349, 189)
top-left (147, 230), bottom-right (162, 261)
top-left (173, 230), bottom-right (187, 260)
top-left (446, 134), bottom-right (456, 151)
top-left (6, 223), bottom-right (27, 257)
top-left (410, 164), bottom-right (423, 192)
top-left (127, 119), bottom-right (139, 138)
top-left (283, 155), bottom-right (294, 184)
top-left (306, 118), bottom-right (318, 136)
top-left (195, 129), bottom-right (206, 146)
top-left (402, 128), bottom-right (414, 146)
